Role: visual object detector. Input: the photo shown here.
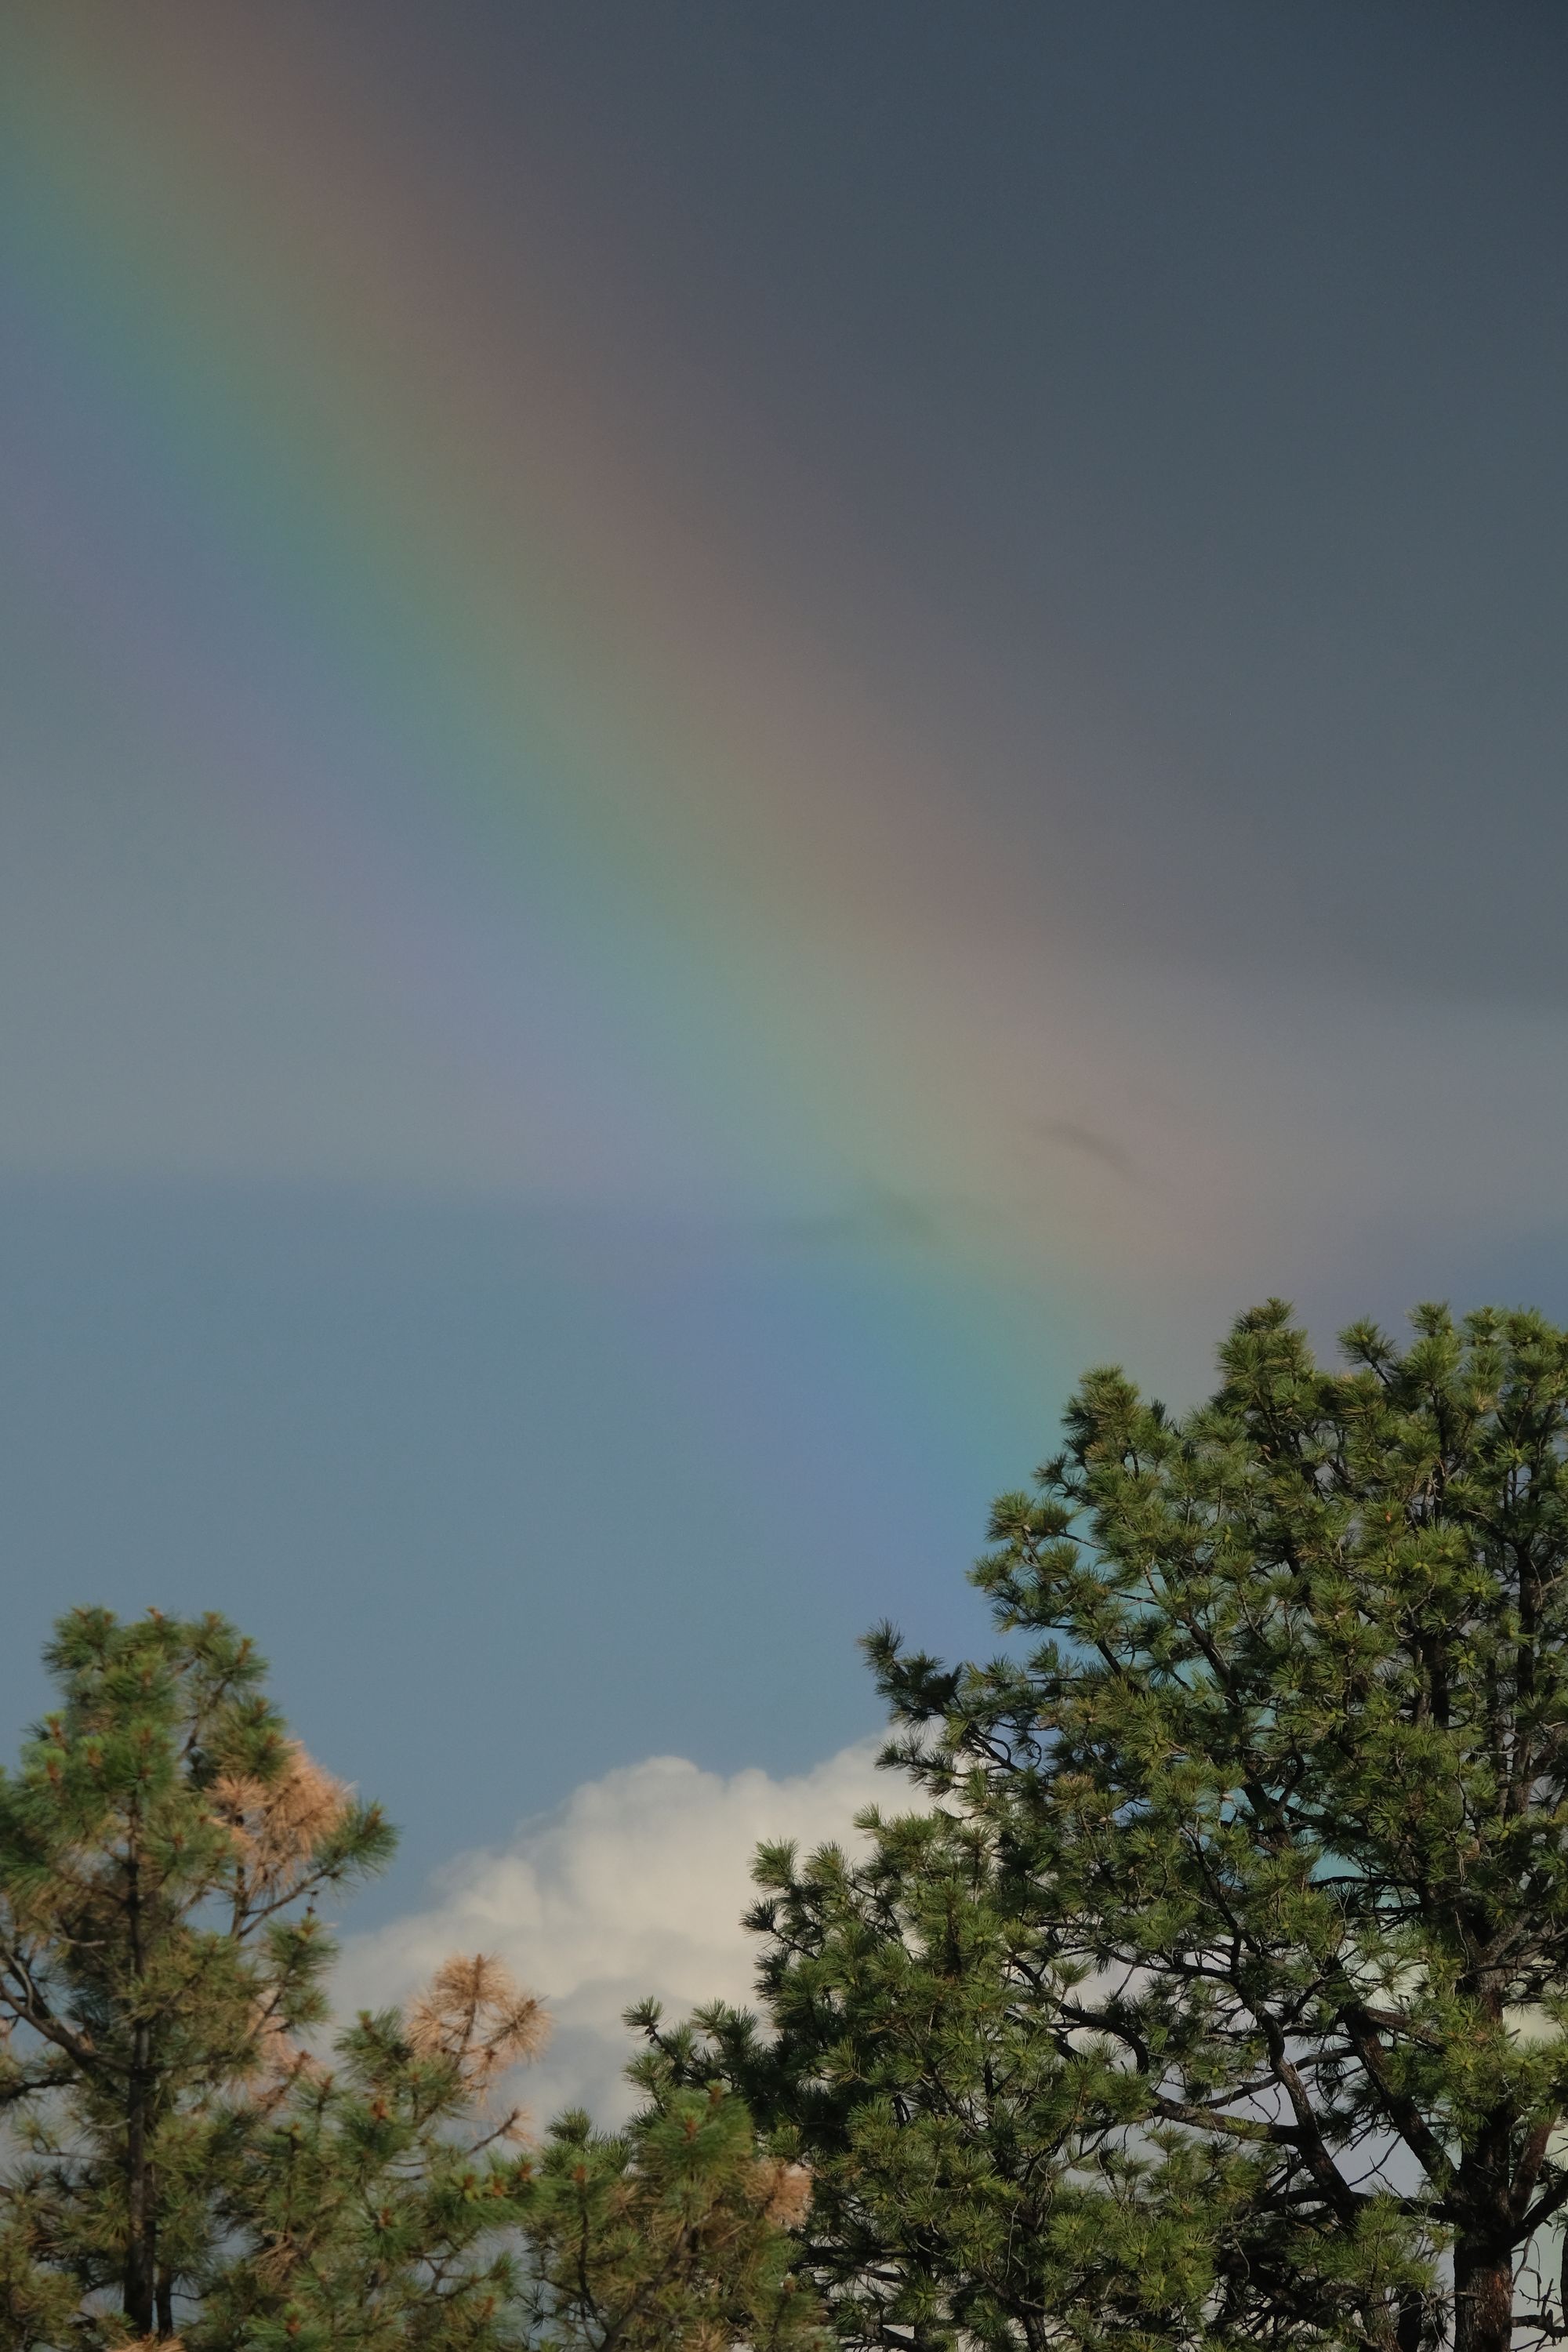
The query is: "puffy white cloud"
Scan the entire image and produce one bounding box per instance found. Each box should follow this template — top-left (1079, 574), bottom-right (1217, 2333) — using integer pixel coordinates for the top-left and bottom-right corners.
top-left (336, 1740), bottom-right (889, 2123)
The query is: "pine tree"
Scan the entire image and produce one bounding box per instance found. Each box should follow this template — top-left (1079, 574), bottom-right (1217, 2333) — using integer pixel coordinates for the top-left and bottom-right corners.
top-left (699, 1305), bottom-right (1568, 2352)
top-left (675, 1813), bottom-right (1325, 2352)
top-left (0, 1610), bottom-right (825, 2352)
top-left (201, 1955), bottom-right (549, 2352)
top-left (204, 1969), bottom-right (822, 2352)
top-left (519, 2027), bottom-right (823, 2352)
top-left (0, 1606), bottom-right (391, 2344)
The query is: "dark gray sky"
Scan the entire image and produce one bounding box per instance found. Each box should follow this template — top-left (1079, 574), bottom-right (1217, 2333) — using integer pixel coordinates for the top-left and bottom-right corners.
top-left (404, 0), bottom-right (1568, 995)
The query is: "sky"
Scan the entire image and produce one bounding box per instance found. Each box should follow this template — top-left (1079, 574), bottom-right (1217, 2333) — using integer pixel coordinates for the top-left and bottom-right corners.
top-left (3, 1), bottom-right (1567, 2100)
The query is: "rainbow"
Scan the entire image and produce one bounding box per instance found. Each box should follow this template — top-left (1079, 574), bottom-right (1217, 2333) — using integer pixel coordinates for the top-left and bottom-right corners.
top-left (0, 4), bottom-right (1175, 1500)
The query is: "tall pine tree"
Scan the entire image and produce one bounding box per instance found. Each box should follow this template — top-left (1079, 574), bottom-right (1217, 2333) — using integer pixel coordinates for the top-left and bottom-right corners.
top-left (695, 1305), bottom-right (1568, 2352)
top-left (0, 1607), bottom-right (393, 2343)
top-left (0, 1610), bottom-right (823, 2352)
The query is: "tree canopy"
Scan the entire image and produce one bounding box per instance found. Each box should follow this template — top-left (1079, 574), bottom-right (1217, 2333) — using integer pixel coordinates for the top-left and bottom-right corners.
top-left (16, 1301), bottom-right (1568, 2352)
top-left (0, 1607), bottom-right (393, 2344)
top-left (0, 1609), bottom-right (818, 2352)
top-left (686, 1303), bottom-right (1568, 2352)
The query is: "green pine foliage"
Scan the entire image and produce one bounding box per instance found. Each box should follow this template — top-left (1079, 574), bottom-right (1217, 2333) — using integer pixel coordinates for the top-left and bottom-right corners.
top-left (0, 1607), bottom-right (392, 2347)
top-left (0, 1612), bottom-right (820, 2352)
top-left (686, 1305), bottom-right (1568, 2352)
top-left (657, 1813), bottom-right (1276, 2352)
top-left (200, 1976), bottom-right (824, 2352)
top-left (517, 2042), bottom-right (824, 2352)
top-left (198, 1962), bottom-right (548, 2352)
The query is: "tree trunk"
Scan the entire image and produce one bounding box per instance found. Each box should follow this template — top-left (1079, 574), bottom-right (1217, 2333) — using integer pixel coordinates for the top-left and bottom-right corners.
top-left (1453, 2242), bottom-right (1512, 2352)
top-left (123, 1818), bottom-right (160, 2336)
top-left (124, 2085), bottom-right (154, 2336)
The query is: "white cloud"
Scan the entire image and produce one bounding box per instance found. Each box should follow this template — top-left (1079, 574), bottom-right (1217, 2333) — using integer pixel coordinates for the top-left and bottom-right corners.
top-left (336, 1740), bottom-right (890, 2123)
